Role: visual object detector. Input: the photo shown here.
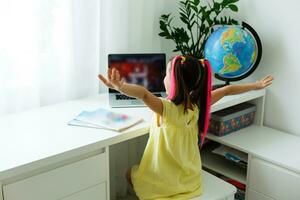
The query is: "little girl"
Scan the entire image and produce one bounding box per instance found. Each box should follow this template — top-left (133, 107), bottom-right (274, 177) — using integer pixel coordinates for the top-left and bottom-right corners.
top-left (99, 56), bottom-right (273, 200)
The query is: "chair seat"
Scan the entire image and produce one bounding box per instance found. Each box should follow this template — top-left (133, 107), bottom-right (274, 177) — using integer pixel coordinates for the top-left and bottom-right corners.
top-left (191, 170), bottom-right (237, 200)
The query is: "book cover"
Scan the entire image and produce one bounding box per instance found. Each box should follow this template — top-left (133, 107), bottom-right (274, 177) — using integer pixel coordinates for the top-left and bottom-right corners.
top-left (69, 108), bottom-right (143, 131)
top-left (68, 119), bottom-right (105, 129)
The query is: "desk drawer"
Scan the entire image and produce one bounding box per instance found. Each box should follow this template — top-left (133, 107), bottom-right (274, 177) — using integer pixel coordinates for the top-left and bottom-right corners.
top-left (249, 157), bottom-right (300, 200)
top-left (3, 152), bottom-right (107, 200)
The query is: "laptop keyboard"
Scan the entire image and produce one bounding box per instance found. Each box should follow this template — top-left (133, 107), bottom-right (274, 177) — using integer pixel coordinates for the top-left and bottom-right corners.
top-left (116, 94), bottom-right (136, 100)
top-left (116, 93), bottom-right (162, 100)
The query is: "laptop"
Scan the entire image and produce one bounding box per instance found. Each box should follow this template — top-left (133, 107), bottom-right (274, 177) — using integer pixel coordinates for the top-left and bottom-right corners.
top-left (108, 53), bottom-right (167, 107)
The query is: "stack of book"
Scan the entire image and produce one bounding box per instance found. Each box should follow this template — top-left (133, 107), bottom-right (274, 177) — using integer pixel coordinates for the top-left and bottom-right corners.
top-left (68, 108), bottom-right (143, 132)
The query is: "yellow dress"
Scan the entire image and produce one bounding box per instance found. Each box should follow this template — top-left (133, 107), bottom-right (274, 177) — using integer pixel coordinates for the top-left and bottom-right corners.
top-left (131, 98), bottom-right (203, 200)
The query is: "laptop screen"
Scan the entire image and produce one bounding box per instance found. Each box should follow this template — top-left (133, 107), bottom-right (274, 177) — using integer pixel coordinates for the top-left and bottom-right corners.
top-left (108, 54), bottom-right (166, 93)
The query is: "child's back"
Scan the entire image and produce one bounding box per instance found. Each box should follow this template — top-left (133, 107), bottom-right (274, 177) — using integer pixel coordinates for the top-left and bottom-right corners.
top-left (131, 98), bottom-right (202, 199)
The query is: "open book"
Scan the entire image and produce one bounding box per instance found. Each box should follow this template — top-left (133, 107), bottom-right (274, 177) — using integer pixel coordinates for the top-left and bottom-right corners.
top-left (68, 108), bottom-right (143, 132)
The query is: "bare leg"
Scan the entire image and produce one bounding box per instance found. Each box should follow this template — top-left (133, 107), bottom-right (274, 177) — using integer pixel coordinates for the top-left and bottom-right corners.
top-left (126, 167), bottom-right (133, 187)
top-left (125, 167), bottom-right (139, 199)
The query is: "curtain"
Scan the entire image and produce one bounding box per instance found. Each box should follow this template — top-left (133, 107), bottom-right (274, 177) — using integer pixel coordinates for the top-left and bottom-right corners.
top-left (1, 0), bottom-right (176, 199)
top-left (0, 0), bottom-right (100, 116)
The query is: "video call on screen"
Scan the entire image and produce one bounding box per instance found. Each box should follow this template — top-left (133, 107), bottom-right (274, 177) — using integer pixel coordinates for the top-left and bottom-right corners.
top-left (108, 54), bottom-right (166, 92)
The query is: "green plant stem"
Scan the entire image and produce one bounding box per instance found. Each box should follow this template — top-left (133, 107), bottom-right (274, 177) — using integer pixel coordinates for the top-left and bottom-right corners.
top-left (158, 0), bottom-right (240, 58)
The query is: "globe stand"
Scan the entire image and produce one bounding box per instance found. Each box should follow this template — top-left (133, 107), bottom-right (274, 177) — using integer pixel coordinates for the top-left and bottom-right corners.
top-left (212, 80), bottom-right (230, 90)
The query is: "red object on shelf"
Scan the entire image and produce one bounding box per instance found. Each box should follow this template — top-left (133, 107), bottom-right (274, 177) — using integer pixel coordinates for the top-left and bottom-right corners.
top-left (226, 179), bottom-right (246, 190)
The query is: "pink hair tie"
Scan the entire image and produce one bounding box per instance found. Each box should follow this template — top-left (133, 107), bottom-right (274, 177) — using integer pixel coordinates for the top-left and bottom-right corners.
top-left (167, 56), bottom-right (182, 100)
top-left (200, 60), bottom-right (212, 147)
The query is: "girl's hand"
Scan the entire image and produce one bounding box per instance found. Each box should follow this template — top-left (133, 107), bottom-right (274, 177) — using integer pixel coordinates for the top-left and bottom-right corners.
top-left (255, 75), bottom-right (274, 89)
top-left (98, 68), bottom-right (125, 91)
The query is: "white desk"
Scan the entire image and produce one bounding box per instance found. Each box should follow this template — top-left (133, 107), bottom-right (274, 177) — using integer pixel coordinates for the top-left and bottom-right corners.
top-left (0, 92), bottom-right (234, 200)
top-left (0, 94), bottom-right (150, 179)
top-left (1, 90), bottom-right (299, 200)
top-left (0, 92), bottom-right (236, 200)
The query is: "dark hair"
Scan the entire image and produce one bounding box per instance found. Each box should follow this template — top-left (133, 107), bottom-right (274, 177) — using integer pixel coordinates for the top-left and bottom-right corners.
top-left (170, 56), bottom-right (209, 134)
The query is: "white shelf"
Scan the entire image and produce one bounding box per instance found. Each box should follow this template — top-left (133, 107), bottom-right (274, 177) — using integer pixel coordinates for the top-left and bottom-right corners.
top-left (206, 125), bottom-right (300, 175)
top-left (201, 144), bottom-right (247, 184)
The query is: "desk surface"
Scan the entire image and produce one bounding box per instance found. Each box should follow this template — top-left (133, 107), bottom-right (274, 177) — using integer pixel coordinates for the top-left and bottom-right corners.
top-left (0, 90), bottom-right (267, 180)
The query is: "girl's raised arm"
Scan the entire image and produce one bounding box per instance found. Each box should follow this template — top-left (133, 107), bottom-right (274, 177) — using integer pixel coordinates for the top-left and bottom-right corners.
top-left (211, 75), bottom-right (273, 105)
top-left (98, 68), bottom-right (163, 116)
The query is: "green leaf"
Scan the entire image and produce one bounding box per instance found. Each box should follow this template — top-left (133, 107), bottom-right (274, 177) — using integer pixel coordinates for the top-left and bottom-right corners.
top-left (190, 5), bottom-right (198, 13)
top-left (186, 5), bottom-right (192, 17)
top-left (159, 32), bottom-right (168, 37)
top-left (200, 24), bottom-right (205, 32)
top-left (205, 27), bottom-right (210, 34)
top-left (227, 0), bottom-right (239, 4)
top-left (207, 18), bottom-right (213, 26)
top-left (159, 22), bottom-right (168, 30)
top-left (180, 7), bottom-right (188, 15)
top-left (160, 14), bottom-right (171, 20)
top-left (179, 0), bottom-right (187, 7)
top-left (179, 11), bottom-right (188, 19)
top-left (213, 2), bottom-right (220, 11)
top-left (180, 16), bottom-right (189, 24)
top-left (190, 13), bottom-right (196, 22)
top-left (228, 4), bottom-right (238, 12)
top-left (231, 19), bottom-right (239, 25)
top-left (192, 0), bottom-right (201, 6)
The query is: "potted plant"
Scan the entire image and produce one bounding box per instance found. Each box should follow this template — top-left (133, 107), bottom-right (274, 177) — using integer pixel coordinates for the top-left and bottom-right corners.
top-left (159, 0), bottom-right (240, 59)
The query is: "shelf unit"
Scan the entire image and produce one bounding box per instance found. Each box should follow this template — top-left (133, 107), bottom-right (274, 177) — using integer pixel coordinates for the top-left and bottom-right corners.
top-left (201, 90), bottom-right (300, 200)
top-left (205, 90), bottom-right (266, 199)
top-left (201, 90), bottom-right (266, 193)
top-left (201, 143), bottom-right (247, 184)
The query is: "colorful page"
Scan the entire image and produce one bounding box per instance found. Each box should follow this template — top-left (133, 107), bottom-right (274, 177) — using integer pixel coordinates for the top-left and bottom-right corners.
top-left (72, 108), bottom-right (143, 131)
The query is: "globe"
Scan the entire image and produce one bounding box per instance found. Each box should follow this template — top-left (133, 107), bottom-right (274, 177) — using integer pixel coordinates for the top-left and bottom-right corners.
top-left (204, 22), bottom-right (262, 83)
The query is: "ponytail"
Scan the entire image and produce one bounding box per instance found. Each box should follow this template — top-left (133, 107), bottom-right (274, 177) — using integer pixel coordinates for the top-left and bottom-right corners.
top-left (167, 56), bottom-right (212, 147)
top-left (198, 60), bottom-right (212, 147)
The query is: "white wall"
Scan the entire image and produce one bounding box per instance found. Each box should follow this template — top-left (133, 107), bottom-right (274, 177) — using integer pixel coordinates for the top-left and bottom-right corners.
top-left (99, 0), bottom-right (300, 137)
top-left (236, 0), bottom-right (300, 136)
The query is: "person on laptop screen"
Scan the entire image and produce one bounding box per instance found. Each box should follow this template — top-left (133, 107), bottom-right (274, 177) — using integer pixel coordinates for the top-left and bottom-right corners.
top-left (98, 55), bottom-right (273, 199)
top-left (108, 54), bottom-right (166, 107)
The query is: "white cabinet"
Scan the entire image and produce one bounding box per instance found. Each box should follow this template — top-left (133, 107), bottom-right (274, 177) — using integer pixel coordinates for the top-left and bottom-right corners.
top-left (247, 189), bottom-right (274, 200)
top-left (202, 90), bottom-right (300, 200)
top-left (3, 152), bottom-right (108, 200)
top-left (61, 183), bottom-right (107, 200)
top-left (248, 157), bottom-right (300, 200)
